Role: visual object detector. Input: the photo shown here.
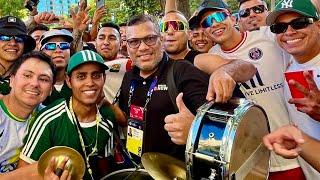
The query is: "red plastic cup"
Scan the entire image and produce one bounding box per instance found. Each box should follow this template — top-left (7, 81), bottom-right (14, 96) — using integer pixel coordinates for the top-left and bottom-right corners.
top-left (284, 70), bottom-right (313, 99)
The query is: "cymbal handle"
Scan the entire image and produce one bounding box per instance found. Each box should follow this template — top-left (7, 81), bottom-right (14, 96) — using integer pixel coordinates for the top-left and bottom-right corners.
top-left (54, 168), bottom-right (63, 177)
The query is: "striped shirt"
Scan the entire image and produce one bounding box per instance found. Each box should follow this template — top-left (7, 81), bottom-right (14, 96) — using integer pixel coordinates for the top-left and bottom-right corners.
top-left (20, 99), bottom-right (114, 179)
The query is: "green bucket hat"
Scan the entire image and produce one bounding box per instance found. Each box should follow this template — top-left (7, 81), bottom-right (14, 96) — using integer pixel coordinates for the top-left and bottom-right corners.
top-left (266, 0), bottom-right (319, 25)
top-left (67, 50), bottom-right (108, 75)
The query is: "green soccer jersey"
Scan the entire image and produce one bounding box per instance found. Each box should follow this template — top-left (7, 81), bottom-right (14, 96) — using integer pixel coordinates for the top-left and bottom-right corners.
top-left (20, 99), bottom-right (114, 179)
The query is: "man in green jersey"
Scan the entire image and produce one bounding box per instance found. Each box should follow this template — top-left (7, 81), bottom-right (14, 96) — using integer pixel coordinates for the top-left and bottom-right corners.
top-left (19, 50), bottom-right (115, 180)
top-left (0, 51), bottom-right (55, 173)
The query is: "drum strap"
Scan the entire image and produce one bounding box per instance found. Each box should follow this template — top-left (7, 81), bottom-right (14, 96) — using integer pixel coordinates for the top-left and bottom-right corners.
top-left (231, 143), bottom-right (268, 180)
top-left (167, 61), bottom-right (179, 112)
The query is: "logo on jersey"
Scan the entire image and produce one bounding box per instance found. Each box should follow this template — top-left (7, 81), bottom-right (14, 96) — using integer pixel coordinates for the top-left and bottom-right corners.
top-left (248, 48), bottom-right (263, 60)
top-left (281, 0), bottom-right (293, 8)
top-left (240, 71), bottom-right (284, 96)
top-left (109, 64), bottom-right (121, 72)
top-left (240, 71), bottom-right (264, 89)
top-left (155, 84), bottom-right (168, 91)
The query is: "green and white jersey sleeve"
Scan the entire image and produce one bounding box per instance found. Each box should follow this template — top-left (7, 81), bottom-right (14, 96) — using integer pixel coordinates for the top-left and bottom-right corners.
top-left (20, 99), bottom-right (68, 163)
top-left (20, 99), bottom-right (114, 164)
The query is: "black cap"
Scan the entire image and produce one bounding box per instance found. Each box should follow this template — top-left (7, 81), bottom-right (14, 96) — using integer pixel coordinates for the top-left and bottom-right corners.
top-left (189, 0), bottom-right (229, 29)
top-left (0, 16), bottom-right (36, 53)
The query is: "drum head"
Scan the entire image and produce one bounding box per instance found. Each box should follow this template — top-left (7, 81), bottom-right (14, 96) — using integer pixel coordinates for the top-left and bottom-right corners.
top-left (229, 106), bottom-right (270, 180)
top-left (101, 168), bottom-right (153, 180)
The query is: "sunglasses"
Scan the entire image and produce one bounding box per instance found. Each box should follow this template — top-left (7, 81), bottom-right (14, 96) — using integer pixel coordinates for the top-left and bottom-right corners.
top-left (41, 42), bottom-right (71, 51)
top-left (0, 35), bottom-right (25, 43)
top-left (127, 35), bottom-right (159, 49)
top-left (239, 5), bottom-right (266, 18)
top-left (160, 20), bottom-right (187, 33)
top-left (270, 17), bottom-right (315, 34)
top-left (201, 11), bottom-right (229, 28)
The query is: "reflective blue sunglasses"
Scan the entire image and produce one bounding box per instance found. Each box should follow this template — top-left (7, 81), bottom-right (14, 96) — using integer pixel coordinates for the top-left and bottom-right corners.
top-left (201, 11), bottom-right (229, 28)
top-left (0, 35), bottom-right (25, 43)
top-left (41, 42), bottom-right (70, 51)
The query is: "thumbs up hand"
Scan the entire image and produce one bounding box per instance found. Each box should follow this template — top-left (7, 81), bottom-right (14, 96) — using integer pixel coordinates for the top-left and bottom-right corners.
top-left (164, 93), bottom-right (195, 145)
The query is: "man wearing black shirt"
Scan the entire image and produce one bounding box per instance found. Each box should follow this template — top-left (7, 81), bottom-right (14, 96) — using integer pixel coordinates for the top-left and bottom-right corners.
top-left (119, 14), bottom-right (254, 163)
top-left (119, 14), bottom-right (208, 162)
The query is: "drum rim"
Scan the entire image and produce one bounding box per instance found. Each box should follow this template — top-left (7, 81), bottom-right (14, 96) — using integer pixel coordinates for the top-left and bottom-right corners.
top-left (223, 104), bottom-right (270, 178)
top-left (185, 98), bottom-right (270, 179)
top-left (102, 168), bottom-right (149, 178)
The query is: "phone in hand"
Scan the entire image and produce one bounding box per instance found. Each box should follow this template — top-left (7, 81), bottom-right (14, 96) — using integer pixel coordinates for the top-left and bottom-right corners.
top-left (24, 0), bottom-right (39, 11)
top-left (96, 0), bottom-right (105, 9)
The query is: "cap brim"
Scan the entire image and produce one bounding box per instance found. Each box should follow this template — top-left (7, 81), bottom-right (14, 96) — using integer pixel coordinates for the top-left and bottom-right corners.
top-left (0, 27), bottom-right (25, 36)
top-left (40, 35), bottom-right (74, 46)
top-left (189, 7), bottom-right (226, 29)
top-left (189, 16), bottom-right (200, 30)
top-left (67, 61), bottom-right (109, 75)
top-left (198, 7), bottom-right (228, 21)
top-left (266, 9), bottom-right (317, 25)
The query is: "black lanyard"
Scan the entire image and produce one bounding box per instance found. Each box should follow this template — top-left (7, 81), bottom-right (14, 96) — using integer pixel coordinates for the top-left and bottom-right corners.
top-left (127, 77), bottom-right (158, 112)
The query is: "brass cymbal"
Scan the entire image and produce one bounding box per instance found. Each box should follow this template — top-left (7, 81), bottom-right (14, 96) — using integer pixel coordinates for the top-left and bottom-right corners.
top-left (38, 146), bottom-right (85, 180)
top-left (141, 152), bottom-right (186, 180)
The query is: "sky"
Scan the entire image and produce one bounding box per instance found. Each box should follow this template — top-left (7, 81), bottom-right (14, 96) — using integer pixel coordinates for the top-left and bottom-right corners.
top-left (37, 0), bottom-right (79, 16)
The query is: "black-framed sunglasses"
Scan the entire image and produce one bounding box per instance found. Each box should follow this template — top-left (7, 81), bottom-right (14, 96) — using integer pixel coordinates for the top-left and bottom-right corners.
top-left (0, 35), bottom-right (25, 43)
top-left (270, 17), bottom-right (315, 34)
top-left (127, 35), bottom-right (159, 49)
top-left (239, 5), bottom-right (266, 18)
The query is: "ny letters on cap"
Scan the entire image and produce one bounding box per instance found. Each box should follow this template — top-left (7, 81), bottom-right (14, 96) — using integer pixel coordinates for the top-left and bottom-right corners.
top-left (266, 0), bottom-right (319, 25)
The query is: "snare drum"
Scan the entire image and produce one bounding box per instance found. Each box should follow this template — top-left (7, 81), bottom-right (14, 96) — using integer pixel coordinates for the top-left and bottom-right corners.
top-left (185, 98), bottom-right (270, 180)
top-left (101, 168), bottom-right (153, 180)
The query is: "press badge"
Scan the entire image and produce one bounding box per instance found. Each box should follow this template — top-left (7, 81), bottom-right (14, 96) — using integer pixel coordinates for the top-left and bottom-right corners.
top-left (126, 105), bottom-right (145, 157)
top-left (126, 119), bottom-right (144, 156)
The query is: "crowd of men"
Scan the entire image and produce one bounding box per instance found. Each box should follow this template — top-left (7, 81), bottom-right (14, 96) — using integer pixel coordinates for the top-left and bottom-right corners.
top-left (0, 0), bottom-right (320, 179)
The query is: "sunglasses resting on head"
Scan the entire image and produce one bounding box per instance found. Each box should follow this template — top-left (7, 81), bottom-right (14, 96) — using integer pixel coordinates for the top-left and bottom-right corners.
top-left (270, 17), bottom-right (316, 34)
top-left (0, 35), bottom-right (25, 43)
top-left (201, 11), bottom-right (230, 28)
top-left (239, 5), bottom-right (266, 18)
top-left (40, 42), bottom-right (71, 51)
top-left (160, 20), bottom-right (188, 33)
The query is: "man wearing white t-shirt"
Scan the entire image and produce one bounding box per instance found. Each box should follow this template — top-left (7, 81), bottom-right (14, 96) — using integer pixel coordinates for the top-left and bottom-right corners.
top-left (266, 0), bottom-right (320, 140)
top-left (95, 22), bottom-right (132, 103)
top-left (192, 0), bottom-right (308, 179)
top-left (264, 0), bottom-right (320, 178)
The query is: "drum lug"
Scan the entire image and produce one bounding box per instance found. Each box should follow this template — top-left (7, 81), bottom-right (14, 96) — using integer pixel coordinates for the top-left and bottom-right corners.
top-left (208, 168), bottom-right (217, 180)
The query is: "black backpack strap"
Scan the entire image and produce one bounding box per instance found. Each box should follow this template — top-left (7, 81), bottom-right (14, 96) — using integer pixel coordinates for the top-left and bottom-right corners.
top-left (167, 61), bottom-right (179, 112)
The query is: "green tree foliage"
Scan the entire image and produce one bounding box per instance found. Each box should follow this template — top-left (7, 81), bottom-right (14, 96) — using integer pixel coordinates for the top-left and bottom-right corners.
top-left (0, 0), bottom-right (284, 23)
top-left (189, 0), bottom-right (202, 15)
top-left (0, 0), bottom-right (29, 18)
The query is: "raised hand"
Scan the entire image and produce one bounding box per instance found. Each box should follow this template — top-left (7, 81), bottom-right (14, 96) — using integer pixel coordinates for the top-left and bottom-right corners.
top-left (34, 12), bottom-right (59, 24)
top-left (70, 0), bottom-right (91, 33)
top-left (164, 93), bottom-right (195, 145)
top-left (92, 5), bottom-right (107, 26)
top-left (288, 71), bottom-right (320, 121)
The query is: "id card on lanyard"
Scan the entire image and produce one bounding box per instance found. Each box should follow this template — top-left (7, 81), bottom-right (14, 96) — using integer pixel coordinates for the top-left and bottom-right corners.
top-left (126, 77), bottom-right (157, 157)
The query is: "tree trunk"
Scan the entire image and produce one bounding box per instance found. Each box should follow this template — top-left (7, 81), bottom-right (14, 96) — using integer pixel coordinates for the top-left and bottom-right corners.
top-left (177, 0), bottom-right (191, 19)
top-left (159, 0), bottom-right (191, 19)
